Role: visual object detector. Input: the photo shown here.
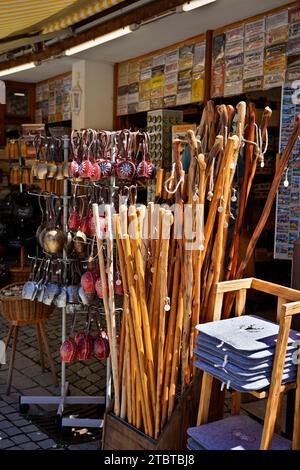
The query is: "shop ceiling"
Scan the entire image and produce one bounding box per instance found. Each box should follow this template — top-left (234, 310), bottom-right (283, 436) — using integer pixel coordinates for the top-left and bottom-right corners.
top-left (0, 0), bottom-right (294, 82)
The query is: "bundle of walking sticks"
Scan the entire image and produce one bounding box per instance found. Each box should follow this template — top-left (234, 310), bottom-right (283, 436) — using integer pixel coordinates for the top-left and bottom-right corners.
top-left (93, 101), bottom-right (300, 439)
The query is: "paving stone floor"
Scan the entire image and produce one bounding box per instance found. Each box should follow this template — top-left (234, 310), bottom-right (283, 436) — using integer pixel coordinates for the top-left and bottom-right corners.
top-left (0, 310), bottom-right (106, 450)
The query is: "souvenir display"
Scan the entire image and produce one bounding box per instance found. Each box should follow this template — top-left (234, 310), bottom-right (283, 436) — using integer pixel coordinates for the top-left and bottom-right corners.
top-left (117, 39), bottom-right (206, 115)
top-left (275, 83), bottom-right (300, 260)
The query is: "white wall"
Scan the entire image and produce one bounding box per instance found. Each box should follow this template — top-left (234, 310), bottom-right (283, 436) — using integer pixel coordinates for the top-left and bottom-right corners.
top-left (72, 59), bottom-right (114, 130)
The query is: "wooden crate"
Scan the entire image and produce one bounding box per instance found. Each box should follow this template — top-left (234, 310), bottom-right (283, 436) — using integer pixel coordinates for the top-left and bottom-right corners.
top-left (102, 373), bottom-right (201, 450)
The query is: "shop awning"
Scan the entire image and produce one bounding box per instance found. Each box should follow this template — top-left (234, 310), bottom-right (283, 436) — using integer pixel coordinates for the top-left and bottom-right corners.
top-left (43, 0), bottom-right (125, 34)
top-left (0, 0), bottom-right (125, 41)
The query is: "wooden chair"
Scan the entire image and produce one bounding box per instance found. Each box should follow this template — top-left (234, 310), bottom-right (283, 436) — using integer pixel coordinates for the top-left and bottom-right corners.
top-left (197, 277), bottom-right (300, 450)
top-left (4, 318), bottom-right (57, 395)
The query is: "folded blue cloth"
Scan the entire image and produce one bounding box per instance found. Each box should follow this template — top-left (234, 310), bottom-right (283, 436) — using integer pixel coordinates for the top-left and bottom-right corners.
top-left (196, 315), bottom-right (300, 352)
top-left (193, 349), bottom-right (296, 380)
top-left (187, 415), bottom-right (291, 450)
top-left (195, 335), bottom-right (296, 365)
top-left (194, 358), bottom-right (296, 391)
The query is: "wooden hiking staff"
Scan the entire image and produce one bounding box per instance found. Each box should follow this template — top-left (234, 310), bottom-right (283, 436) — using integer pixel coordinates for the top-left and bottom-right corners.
top-left (161, 244), bottom-right (181, 429)
top-left (92, 203), bottom-right (120, 417)
top-left (155, 209), bottom-right (173, 439)
top-left (246, 107), bottom-right (272, 203)
top-left (205, 135), bottom-right (240, 321)
top-left (225, 102), bottom-right (255, 284)
top-left (236, 114), bottom-right (300, 279)
top-left (128, 205), bottom-right (156, 417)
top-left (223, 114), bottom-right (300, 319)
top-left (122, 233), bottom-right (154, 436)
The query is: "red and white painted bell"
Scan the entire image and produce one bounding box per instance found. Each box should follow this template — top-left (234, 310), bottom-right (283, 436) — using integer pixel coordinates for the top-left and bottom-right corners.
top-left (68, 208), bottom-right (81, 231)
top-left (70, 160), bottom-right (79, 178)
top-left (74, 331), bottom-right (86, 345)
top-left (81, 271), bottom-right (96, 294)
top-left (77, 334), bottom-right (94, 361)
top-left (60, 338), bottom-right (77, 363)
top-left (115, 160), bottom-right (136, 180)
top-left (94, 332), bottom-right (110, 360)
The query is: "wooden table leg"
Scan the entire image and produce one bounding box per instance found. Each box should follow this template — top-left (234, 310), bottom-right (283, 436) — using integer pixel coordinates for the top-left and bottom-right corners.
top-left (36, 323), bottom-right (45, 373)
top-left (197, 372), bottom-right (214, 425)
top-left (38, 322), bottom-right (57, 387)
top-left (5, 325), bottom-right (15, 349)
top-left (231, 391), bottom-right (241, 416)
top-left (6, 326), bottom-right (18, 395)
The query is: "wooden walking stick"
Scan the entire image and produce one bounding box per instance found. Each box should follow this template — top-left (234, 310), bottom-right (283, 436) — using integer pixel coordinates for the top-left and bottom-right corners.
top-left (225, 102), bottom-right (254, 283)
top-left (202, 136), bottom-right (240, 316)
top-left (181, 224), bottom-right (194, 390)
top-left (120, 344), bottom-right (127, 420)
top-left (129, 205), bottom-right (156, 417)
top-left (206, 136), bottom-right (240, 320)
top-left (235, 114), bottom-right (300, 281)
top-left (118, 297), bottom-right (127, 388)
top-left (122, 234), bottom-right (154, 436)
top-left (150, 208), bottom-right (164, 365)
top-left (155, 210), bottom-right (173, 439)
top-left (114, 213), bottom-right (132, 424)
top-left (246, 107), bottom-right (272, 203)
top-left (167, 286), bottom-right (184, 420)
top-left (115, 212), bottom-right (145, 430)
top-left (105, 204), bottom-right (120, 411)
top-left (190, 154), bottom-right (207, 369)
top-left (161, 245), bottom-right (181, 428)
top-left (124, 316), bottom-right (132, 423)
top-left (92, 203), bottom-right (120, 417)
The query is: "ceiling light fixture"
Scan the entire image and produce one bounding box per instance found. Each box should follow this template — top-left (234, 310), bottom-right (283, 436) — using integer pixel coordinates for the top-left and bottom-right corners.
top-left (65, 26), bottom-right (132, 56)
top-left (0, 62), bottom-right (36, 77)
top-left (14, 92), bottom-right (26, 97)
top-left (181, 0), bottom-right (217, 12)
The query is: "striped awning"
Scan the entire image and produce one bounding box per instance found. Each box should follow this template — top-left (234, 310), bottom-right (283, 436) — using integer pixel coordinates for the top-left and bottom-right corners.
top-left (0, 0), bottom-right (125, 41)
top-left (0, 0), bottom-right (78, 40)
top-left (43, 0), bottom-right (125, 34)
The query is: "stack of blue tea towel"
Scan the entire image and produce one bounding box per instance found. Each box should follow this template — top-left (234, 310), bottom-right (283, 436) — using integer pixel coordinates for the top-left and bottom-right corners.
top-left (187, 315), bottom-right (300, 450)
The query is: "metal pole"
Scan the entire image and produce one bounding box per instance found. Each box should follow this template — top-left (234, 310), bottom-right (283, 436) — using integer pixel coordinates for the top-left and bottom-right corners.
top-left (61, 136), bottom-right (69, 399)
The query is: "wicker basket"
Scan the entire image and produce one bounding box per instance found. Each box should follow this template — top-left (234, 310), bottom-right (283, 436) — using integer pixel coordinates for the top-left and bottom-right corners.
top-left (0, 282), bottom-right (53, 323)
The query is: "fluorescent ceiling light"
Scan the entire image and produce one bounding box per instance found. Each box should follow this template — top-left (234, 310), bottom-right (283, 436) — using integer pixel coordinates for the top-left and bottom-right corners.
top-left (14, 92), bottom-right (25, 97)
top-left (65, 26), bottom-right (132, 56)
top-left (0, 62), bottom-right (36, 77)
top-left (182, 0), bottom-right (216, 12)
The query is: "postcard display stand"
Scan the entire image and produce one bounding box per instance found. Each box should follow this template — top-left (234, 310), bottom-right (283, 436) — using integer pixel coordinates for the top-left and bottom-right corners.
top-left (19, 137), bottom-right (111, 430)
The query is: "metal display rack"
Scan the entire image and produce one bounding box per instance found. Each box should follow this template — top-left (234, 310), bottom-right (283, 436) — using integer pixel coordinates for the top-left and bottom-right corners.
top-left (19, 136), bottom-right (112, 430)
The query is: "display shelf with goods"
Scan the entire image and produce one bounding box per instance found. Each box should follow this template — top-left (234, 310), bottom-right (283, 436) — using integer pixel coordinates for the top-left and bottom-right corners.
top-left (115, 33), bottom-right (207, 119)
top-left (35, 72), bottom-right (72, 126)
top-left (17, 136), bottom-right (108, 430)
top-left (13, 128), bottom-right (158, 432)
top-left (211, 2), bottom-right (300, 99)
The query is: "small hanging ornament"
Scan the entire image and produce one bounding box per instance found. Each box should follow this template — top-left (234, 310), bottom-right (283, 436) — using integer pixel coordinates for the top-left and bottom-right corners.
top-left (164, 297), bottom-right (171, 312)
top-left (231, 188), bottom-right (237, 203)
top-left (218, 195), bottom-right (224, 213)
top-left (207, 190), bottom-right (213, 201)
top-left (284, 167), bottom-right (289, 188)
top-left (207, 157), bottom-right (215, 202)
top-left (193, 185), bottom-right (199, 202)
